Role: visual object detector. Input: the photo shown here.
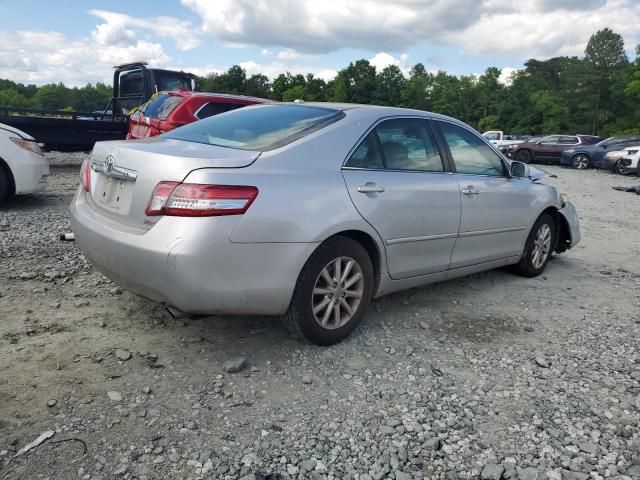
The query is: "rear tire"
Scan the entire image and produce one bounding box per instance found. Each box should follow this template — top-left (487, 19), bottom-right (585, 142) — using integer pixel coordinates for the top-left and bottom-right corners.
top-left (0, 168), bottom-right (11, 204)
top-left (281, 236), bottom-right (374, 345)
top-left (516, 150), bottom-right (532, 164)
top-left (571, 154), bottom-right (590, 170)
top-left (513, 214), bottom-right (556, 278)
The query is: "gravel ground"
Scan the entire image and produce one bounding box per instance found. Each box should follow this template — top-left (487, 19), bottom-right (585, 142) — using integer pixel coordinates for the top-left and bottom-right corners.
top-left (1, 153), bottom-right (640, 480)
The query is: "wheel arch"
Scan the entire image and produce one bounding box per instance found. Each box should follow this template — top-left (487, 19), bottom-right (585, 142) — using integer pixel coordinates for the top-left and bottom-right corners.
top-left (539, 206), bottom-right (571, 253)
top-left (0, 156), bottom-right (16, 197)
top-left (320, 229), bottom-right (383, 294)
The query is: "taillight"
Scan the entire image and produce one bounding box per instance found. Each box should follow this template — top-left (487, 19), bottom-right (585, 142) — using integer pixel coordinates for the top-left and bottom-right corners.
top-left (145, 183), bottom-right (258, 217)
top-left (80, 159), bottom-right (91, 192)
top-left (11, 137), bottom-right (44, 156)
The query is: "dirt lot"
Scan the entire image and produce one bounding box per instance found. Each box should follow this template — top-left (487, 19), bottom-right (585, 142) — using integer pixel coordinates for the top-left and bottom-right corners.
top-left (1, 154), bottom-right (639, 480)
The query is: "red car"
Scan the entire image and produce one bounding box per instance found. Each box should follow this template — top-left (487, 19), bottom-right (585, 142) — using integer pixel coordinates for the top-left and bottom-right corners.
top-left (126, 91), bottom-right (274, 140)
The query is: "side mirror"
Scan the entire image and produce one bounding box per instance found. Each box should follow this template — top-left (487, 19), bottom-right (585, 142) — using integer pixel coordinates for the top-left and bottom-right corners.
top-left (510, 161), bottom-right (530, 178)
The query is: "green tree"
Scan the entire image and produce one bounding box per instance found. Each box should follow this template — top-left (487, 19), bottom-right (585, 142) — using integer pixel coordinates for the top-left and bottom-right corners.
top-left (375, 65), bottom-right (406, 106)
top-left (342, 60), bottom-right (377, 104)
top-left (282, 85), bottom-right (306, 102)
top-left (584, 28), bottom-right (629, 134)
top-left (244, 74), bottom-right (271, 98)
top-left (0, 89), bottom-right (29, 108)
top-left (400, 63), bottom-right (434, 111)
top-left (329, 73), bottom-right (349, 102)
top-left (32, 83), bottom-right (71, 110)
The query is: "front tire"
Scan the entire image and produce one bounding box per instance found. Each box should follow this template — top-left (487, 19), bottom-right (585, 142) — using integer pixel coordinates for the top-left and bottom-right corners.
top-left (0, 168), bottom-right (11, 204)
top-left (516, 150), bottom-right (532, 164)
top-left (571, 154), bottom-right (590, 170)
top-left (513, 214), bottom-right (556, 278)
top-left (282, 236), bottom-right (374, 345)
top-left (613, 159), bottom-right (627, 175)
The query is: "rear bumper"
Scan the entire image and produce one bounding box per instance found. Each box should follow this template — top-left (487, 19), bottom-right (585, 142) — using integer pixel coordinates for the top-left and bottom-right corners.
top-left (69, 189), bottom-right (318, 315)
top-left (558, 201), bottom-right (581, 248)
top-left (9, 147), bottom-right (49, 194)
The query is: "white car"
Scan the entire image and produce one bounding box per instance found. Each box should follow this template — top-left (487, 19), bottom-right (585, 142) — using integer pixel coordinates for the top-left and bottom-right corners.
top-left (0, 123), bottom-right (49, 203)
top-left (614, 146), bottom-right (640, 175)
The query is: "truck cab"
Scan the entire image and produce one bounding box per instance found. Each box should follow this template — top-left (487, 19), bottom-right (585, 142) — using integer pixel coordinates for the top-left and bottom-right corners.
top-left (112, 62), bottom-right (196, 115)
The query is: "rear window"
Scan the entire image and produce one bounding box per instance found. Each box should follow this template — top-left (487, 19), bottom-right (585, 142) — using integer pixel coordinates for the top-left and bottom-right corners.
top-left (143, 95), bottom-right (184, 120)
top-left (165, 104), bottom-right (344, 151)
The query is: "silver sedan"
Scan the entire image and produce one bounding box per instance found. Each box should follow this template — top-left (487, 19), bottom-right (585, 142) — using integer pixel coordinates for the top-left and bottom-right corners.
top-left (70, 103), bottom-right (581, 345)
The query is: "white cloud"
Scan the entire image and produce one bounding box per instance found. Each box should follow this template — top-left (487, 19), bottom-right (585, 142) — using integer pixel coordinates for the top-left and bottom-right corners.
top-left (182, 0), bottom-right (640, 59)
top-left (89, 10), bottom-right (200, 51)
top-left (498, 67), bottom-right (519, 85)
top-left (0, 9), bottom-right (200, 86)
top-left (0, 30), bottom-right (170, 86)
top-left (238, 60), bottom-right (337, 81)
top-left (368, 52), bottom-right (410, 74)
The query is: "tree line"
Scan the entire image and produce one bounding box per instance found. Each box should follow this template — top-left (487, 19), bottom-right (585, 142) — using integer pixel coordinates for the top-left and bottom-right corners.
top-left (1, 28), bottom-right (638, 136)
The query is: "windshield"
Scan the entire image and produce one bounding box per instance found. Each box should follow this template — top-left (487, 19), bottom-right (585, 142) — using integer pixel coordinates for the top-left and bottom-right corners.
top-left (156, 71), bottom-right (193, 91)
top-left (164, 104), bottom-right (345, 151)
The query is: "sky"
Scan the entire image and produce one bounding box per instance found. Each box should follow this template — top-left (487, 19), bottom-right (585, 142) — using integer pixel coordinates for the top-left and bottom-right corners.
top-left (0, 0), bottom-right (639, 87)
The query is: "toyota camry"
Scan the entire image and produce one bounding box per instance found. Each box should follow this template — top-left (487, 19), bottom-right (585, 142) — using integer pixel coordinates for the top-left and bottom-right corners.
top-left (70, 103), bottom-right (581, 345)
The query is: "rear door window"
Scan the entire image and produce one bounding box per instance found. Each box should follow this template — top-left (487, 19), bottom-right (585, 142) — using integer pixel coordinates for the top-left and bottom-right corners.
top-left (144, 95), bottom-right (184, 120)
top-left (375, 119), bottom-right (443, 172)
top-left (164, 104), bottom-right (344, 151)
top-left (559, 136), bottom-right (579, 144)
top-left (345, 132), bottom-right (384, 169)
top-left (195, 102), bottom-right (247, 120)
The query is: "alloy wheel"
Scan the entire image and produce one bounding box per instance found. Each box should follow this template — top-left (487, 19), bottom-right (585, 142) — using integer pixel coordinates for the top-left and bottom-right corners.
top-left (531, 224), bottom-right (552, 269)
top-left (311, 256), bottom-right (364, 330)
top-left (572, 154), bottom-right (589, 169)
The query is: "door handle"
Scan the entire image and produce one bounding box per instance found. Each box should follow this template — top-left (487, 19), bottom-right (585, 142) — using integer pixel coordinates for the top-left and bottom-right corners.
top-left (461, 186), bottom-right (480, 195)
top-left (357, 183), bottom-right (385, 194)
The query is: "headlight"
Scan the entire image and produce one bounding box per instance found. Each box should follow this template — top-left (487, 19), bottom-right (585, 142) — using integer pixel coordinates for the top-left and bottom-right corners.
top-left (11, 137), bottom-right (44, 156)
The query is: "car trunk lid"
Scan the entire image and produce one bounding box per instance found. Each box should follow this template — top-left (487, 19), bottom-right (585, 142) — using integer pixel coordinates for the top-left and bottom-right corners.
top-left (87, 138), bottom-right (260, 229)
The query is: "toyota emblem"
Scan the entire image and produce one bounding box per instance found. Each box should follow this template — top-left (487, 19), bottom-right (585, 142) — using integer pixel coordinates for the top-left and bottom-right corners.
top-left (104, 155), bottom-right (115, 175)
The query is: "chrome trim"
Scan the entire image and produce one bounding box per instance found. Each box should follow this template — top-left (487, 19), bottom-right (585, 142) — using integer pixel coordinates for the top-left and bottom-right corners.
top-left (193, 102), bottom-right (210, 120)
top-left (91, 157), bottom-right (138, 181)
top-left (387, 233), bottom-right (458, 245)
top-left (459, 226), bottom-right (527, 238)
top-left (341, 166), bottom-right (451, 175)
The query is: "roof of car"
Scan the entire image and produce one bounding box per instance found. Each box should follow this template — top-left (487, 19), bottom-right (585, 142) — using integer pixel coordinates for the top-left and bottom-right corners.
top-left (285, 101), bottom-right (464, 123)
top-left (161, 90), bottom-right (276, 103)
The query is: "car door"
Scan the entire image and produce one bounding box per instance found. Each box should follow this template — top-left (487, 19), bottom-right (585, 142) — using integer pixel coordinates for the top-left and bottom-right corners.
top-left (533, 135), bottom-right (563, 161)
top-left (342, 118), bottom-right (461, 280)
top-left (432, 120), bottom-right (532, 269)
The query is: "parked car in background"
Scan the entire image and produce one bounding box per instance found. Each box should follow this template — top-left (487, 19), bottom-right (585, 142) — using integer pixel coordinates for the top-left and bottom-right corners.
top-left (614, 146), bottom-right (640, 175)
top-left (0, 123), bottom-right (49, 203)
top-left (559, 135), bottom-right (640, 170)
top-left (71, 103), bottom-right (581, 345)
top-left (511, 134), bottom-right (601, 164)
top-left (482, 130), bottom-right (529, 151)
top-left (503, 135), bottom-right (543, 158)
top-left (126, 91), bottom-right (274, 140)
